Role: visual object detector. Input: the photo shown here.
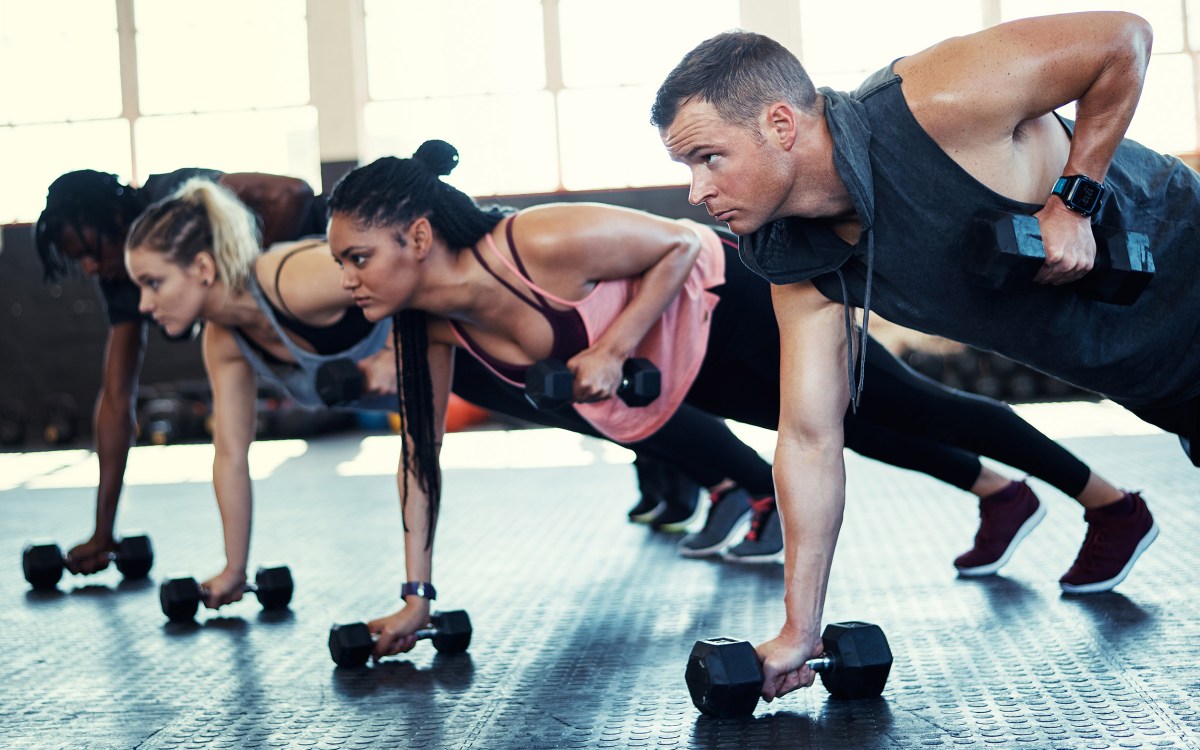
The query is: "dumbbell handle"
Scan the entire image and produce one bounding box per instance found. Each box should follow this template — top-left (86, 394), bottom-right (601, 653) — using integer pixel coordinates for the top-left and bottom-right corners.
top-left (805, 655), bottom-right (834, 672)
top-left (412, 626), bottom-right (446, 640)
top-left (196, 581), bottom-right (262, 597)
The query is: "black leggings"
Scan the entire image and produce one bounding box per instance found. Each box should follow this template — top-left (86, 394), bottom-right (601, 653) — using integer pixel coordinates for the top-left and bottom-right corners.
top-left (450, 352), bottom-right (767, 492)
top-left (450, 238), bottom-right (1093, 500)
top-left (681, 238), bottom-right (1091, 497)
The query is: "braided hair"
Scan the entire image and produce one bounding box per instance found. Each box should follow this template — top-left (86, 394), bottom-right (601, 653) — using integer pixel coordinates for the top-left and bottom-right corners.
top-left (327, 140), bottom-right (510, 549)
top-left (34, 170), bottom-right (144, 283)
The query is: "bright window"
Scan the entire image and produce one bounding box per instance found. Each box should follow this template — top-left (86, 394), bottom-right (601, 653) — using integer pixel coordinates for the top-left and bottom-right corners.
top-left (362, 0), bottom-right (738, 195)
top-left (135, 109), bottom-right (321, 192)
top-left (799, 0), bottom-right (984, 83)
top-left (132, 0), bottom-right (318, 188)
top-left (0, 0), bottom-right (126, 223)
top-left (0, 121), bottom-right (131, 224)
top-left (364, 93), bottom-right (559, 198)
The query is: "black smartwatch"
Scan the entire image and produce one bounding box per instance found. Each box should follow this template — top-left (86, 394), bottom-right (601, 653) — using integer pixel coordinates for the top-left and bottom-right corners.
top-left (401, 581), bottom-right (437, 600)
top-left (1051, 174), bottom-right (1106, 217)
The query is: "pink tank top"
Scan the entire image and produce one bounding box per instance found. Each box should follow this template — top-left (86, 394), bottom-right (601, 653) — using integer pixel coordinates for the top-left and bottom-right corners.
top-left (450, 215), bottom-right (725, 442)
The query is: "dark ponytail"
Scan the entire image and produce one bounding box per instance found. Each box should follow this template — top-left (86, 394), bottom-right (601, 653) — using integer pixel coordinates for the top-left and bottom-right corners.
top-left (329, 141), bottom-right (509, 549)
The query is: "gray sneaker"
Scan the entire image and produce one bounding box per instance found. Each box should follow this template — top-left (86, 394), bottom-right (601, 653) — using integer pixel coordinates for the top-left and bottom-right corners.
top-left (723, 496), bottom-right (783, 563)
top-left (678, 487), bottom-right (752, 558)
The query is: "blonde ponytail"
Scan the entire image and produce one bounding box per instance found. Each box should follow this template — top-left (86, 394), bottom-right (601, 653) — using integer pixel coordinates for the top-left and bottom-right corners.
top-left (126, 177), bottom-right (262, 294)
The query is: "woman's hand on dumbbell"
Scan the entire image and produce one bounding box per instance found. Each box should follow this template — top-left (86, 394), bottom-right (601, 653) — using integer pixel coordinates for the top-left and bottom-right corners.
top-left (357, 349), bottom-right (397, 396)
top-left (201, 567), bottom-right (249, 609)
top-left (755, 629), bottom-right (825, 702)
top-left (367, 601), bottom-right (432, 659)
top-left (566, 346), bottom-right (624, 404)
top-left (65, 535), bottom-right (117, 575)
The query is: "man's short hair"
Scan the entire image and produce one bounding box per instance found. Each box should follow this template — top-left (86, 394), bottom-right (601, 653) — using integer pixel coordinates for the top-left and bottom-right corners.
top-left (34, 170), bottom-right (142, 283)
top-left (651, 31), bottom-right (818, 132)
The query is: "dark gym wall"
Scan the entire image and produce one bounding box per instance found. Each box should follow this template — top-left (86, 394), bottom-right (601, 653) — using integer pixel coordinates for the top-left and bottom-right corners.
top-left (0, 183), bottom-right (708, 447)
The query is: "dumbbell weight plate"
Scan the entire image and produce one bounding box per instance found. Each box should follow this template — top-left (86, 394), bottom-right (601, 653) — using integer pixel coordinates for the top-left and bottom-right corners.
top-left (329, 622), bottom-right (374, 667)
top-left (685, 637), bottom-right (764, 718)
top-left (816, 621), bottom-right (893, 699)
top-left (22, 542), bottom-right (66, 589)
top-left (113, 534), bottom-right (154, 579)
top-left (160, 576), bottom-right (203, 622)
top-left (254, 565), bottom-right (294, 610)
top-left (428, 610), bottom-right (473, 653)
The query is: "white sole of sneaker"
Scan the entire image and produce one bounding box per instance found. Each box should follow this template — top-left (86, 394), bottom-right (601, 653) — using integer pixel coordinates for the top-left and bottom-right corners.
top-left (654, 499), bottom-right (708, 533)
top-left (629, 500), bottom-right (667, 525)
top-left (677, 514), bottom-right (751, 558)
top-left (955, 500), bottom-right (1047, 577)
top-left (1059, 521), bottom-right (1160, 595)
top-left (721, 549), bottom-right (784, 564)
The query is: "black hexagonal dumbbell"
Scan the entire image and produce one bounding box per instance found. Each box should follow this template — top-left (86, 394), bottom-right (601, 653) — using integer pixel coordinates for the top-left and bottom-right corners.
top-left (964, 208), bottom-right (1154, 305)
top-left (328, 610), bottom-right (473, 667)
top-left (21, 534), bottom-right (155, 590)
top-left (159, 564), bottom-right (294, 622)
top-left (316, 358), bottom-right (364, 407)
top-left (524, 357), bottom-right (661, 410)
top-left (686, 621), bottom-right (893, 719)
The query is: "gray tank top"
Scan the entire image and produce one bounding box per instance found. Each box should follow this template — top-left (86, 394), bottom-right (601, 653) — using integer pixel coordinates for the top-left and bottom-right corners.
top-left (232, 274), bottom-right (396, 412)
top-left (742, 64), bottom-right (1200, 409)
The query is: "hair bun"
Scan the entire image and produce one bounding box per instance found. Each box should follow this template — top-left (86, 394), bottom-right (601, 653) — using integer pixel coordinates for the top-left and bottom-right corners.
top-left (413, 140), bottom-right (460, 177)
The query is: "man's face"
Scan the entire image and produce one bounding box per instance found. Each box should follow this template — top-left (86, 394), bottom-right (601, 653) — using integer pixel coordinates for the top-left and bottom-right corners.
top-left (56, 223), bottom-right (129, 281)
top-left (660, 98), bottom-right (793, 236)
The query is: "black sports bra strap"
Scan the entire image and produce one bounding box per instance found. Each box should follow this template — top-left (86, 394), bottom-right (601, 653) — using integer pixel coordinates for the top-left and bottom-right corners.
top-left (272, 241), bottom-right (322, 321)
top-left (503, 216), bottom-right (553, 308)
top-left (467, 236), bottom-right (550, 314)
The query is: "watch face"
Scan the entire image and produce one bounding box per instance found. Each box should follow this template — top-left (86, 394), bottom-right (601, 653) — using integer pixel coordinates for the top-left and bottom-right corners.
top-left (1072, 180), bottom-right (1102, 211)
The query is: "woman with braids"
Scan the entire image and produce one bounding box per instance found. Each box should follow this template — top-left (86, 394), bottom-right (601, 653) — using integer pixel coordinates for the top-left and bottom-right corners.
top-left (120, 177), bottom-right (729, 609)
top-left (327, 140), bottom-right (1146, 659)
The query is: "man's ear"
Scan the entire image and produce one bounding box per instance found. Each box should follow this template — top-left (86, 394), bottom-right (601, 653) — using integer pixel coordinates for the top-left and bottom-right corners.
top-left (765, 102), bottom-right (798, 150)
top-left (409, 216), bottom-right (434, 260)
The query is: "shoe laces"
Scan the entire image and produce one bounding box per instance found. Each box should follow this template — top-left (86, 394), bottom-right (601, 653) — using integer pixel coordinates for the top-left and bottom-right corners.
top-left (744, 496), bottom-right (776, 542)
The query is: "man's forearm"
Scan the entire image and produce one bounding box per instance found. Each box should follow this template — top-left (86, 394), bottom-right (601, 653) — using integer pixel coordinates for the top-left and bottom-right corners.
top-left (775, 437), bottom-right (846, 639)
top-left (92, 390), bottom-right (136, 541)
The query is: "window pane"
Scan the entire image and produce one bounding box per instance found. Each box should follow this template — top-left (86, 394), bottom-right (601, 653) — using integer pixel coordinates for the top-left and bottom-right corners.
top-left (134, 108), bottom-right (320, 191)
top-left (0, 120), bottom-right (131, 223)
top-left (364, 93), bottom-right (559, 197)
top-left (135, 0), bottom-right (310, 114)
top-left (0, 0), bottom-right (121, 124)
top-left (559, 0), bottom-right (738, 88)
top-left (1001, 1), bottom-right (1183, 52)
top-left (800, 0), bottom-right (983, 78)
top-left (1125, 53), bottom-right (1196, 154)
top-left (365, 0), bottom-right (545, 99)
top-left (558, 86), bottom-right (684, 190)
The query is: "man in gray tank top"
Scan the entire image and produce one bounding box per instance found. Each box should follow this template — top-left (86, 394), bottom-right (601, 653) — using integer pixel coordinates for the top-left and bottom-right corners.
top-left (653, 13), bottom-right (1192, 705)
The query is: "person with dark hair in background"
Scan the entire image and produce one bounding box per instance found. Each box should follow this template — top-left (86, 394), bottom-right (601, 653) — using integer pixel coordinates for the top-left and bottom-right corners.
top-left (33, 168), bottom-right (320, 578)
top-left (652, 13), bottom-right (1190, 701)
top-left (323, 139), bottom-right (1142, 660)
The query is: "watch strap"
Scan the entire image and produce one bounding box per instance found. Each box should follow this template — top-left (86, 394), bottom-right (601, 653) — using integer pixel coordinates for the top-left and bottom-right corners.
top-left (1051, 174), bottom-right (1105, 217)
top-left (401, 581), bottom-right (437, 600)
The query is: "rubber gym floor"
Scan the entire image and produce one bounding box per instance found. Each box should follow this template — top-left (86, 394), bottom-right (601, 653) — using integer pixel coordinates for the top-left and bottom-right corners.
top-left (2, 401), bottom-right (1198, 750)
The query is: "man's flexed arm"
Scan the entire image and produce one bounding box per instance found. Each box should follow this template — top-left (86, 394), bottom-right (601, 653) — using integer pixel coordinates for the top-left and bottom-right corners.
top-left (756, 280), bottom-right (851, 702)
top-left (899, 12), bottom-right (1153, 284)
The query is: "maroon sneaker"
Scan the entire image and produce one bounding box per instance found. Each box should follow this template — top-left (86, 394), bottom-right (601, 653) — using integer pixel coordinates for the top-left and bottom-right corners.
top-left (954, 481), bottom-right (1046, 577)
top-left (1059, 492), bottom-right (1158, 595)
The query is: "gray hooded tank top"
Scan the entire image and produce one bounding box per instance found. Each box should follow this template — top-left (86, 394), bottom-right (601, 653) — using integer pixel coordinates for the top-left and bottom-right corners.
top-left (232, 275), bottom-right (396, 412)
top-left (741, 64), bottom-right (1200, 409)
